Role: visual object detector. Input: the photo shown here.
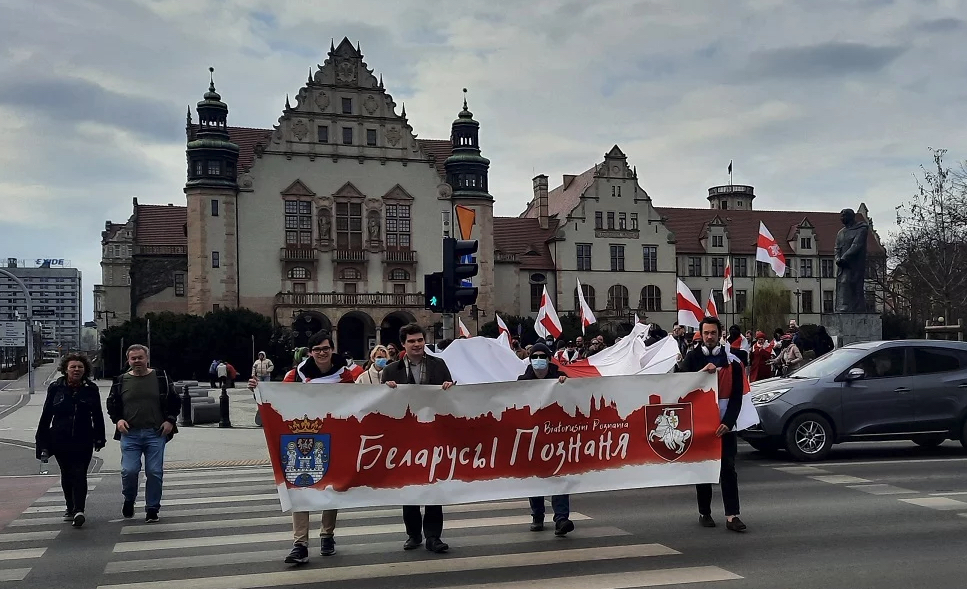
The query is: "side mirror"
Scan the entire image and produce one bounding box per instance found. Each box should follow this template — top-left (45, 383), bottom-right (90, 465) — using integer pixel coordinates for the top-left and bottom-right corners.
top-left (845, 367), bottom-right (865, 381)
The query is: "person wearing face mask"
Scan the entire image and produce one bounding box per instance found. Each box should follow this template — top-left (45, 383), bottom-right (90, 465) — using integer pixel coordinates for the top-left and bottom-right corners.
top-left (356, 345), bottom-right (390, 384)
top-left (516, 343), bottom-right (574, 536)
top-left (36, 353), bottom-right (106, 528)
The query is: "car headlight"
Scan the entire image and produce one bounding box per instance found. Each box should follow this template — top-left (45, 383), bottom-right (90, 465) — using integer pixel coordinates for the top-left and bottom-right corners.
top-left (751, 388), bottom-right (790, 405)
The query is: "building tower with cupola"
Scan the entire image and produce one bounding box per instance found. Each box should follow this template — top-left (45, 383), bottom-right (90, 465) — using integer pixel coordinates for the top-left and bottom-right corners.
top-left (444, 90), bottom-right (496, 316)
top-left (185, 68), bottom-right (240, 314)
top-left (707, 184), bottom-right (756, 211)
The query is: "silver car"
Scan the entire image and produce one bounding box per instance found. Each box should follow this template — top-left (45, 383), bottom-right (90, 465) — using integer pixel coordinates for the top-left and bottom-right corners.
top-left (741, 339), bottom-right (967, 461)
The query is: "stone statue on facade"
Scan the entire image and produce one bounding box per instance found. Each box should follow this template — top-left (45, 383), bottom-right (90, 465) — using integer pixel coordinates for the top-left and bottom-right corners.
top-left (834, 208), bottom-right (869, 313)
top-left (367, 210), bottom-right (381, 242)
top-left (317, 208), bottom-right (331, 241)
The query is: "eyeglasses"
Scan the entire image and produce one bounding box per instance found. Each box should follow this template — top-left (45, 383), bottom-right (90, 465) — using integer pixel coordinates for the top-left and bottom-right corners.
top-left (311, 346), bottom-right (332, 353)
top-left (530, 354), bottom-right (548, 359)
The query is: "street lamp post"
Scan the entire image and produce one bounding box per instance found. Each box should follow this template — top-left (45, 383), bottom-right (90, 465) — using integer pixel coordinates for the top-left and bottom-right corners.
top-left (0, 268), bottom-right (34, 395)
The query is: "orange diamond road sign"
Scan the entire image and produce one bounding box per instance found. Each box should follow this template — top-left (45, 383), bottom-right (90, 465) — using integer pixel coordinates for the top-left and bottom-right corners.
top-left (455, 205), bottom-right (476, 241)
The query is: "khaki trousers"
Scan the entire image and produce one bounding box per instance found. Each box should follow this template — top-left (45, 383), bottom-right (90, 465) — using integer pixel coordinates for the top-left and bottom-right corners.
top-left (292, 510), bottom-right (338, 545)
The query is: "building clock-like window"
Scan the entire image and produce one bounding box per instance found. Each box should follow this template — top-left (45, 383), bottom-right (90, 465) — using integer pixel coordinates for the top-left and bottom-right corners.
top-left (284, 201), bottom-right (313, 247)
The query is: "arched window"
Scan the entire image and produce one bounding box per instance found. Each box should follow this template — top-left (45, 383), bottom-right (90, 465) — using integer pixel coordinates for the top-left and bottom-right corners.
top-left (608, 285), bottom-right (629, 311)
top-left (640, 285), bottom-right (662, 312)
top-left (573, 284), bottom-right (596, 312)
top-left (288, 266), bottom-right (310, 280)
top-left (340, 267), bottom-right (361, 280)
top-left (389, 268), bottom-right (410, 281)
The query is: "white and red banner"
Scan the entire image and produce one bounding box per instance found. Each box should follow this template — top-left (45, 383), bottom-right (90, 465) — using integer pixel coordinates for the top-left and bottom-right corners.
top-left (457, 317), bottom-right (471, 338)
top-left (756, 221), bottom-right (786, 277)
top-left (255, 372), bottom-right (721, 511)
top-left (535, 285), bottom-right (563, 339)
top-left (723, 259), bottom-right (733, 303)
top-left (495, 313), bottom-right (511, 342)
top-left (705, 292), bottom-right (719, 318)
top-left (676, 279), bottom-right (703, 328)
top-left (576, 278), bottom-right (596, 334)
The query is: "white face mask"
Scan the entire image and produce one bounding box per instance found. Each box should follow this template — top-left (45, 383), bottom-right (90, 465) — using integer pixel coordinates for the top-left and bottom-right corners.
top-left (531, 358), bottom-right (549, 371)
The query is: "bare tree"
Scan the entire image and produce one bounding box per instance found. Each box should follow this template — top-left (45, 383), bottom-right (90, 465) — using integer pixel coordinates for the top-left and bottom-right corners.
top-left (892, 149), bottom-right (967, 324)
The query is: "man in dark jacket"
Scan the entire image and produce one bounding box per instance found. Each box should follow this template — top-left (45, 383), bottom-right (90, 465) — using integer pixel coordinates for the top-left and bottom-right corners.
top-left (517, 343), bottom-right (575, 536)
top-left (680, 316), bottom-right (747, 532)
top-left (106, 345), bottom-right (180, 524)
top-left (381, 323), bottom-right (454, 554)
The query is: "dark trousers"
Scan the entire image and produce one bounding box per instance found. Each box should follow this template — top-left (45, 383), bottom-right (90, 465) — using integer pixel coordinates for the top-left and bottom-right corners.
top-left (403, 505), bottom-right (443, 540)
top-left (529, 495), bottom-right (570, 522)
top-left (55, 449), bottom-right (93, 513)
top-left (696, 432), bottom-right (739, 516)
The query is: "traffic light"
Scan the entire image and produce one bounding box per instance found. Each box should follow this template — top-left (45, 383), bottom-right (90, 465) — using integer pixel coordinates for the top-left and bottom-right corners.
top-left (424, 272), bottom-right (444, 312)
top-left (442, 237), bottom-right (478, 312)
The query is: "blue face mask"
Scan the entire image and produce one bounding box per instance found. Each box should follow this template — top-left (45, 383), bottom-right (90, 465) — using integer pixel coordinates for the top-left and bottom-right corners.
top-left (531, 358), bottom-right (549, 371)
top-left (374, 358), bottom-right (388, 369)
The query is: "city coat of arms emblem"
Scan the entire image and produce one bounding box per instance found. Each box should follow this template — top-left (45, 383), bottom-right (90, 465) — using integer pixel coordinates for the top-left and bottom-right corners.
top-left (646, 403), bottom-right (694, 462)
top-left (280, 415), bottom-right (330, 487)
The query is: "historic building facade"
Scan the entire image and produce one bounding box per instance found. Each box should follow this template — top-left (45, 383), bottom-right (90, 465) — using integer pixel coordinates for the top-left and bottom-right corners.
top-left (181, 39), bottom-right (494, 359)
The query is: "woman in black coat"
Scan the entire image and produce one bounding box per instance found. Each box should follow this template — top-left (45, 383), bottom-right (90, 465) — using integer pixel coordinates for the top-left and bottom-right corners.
top-left (35, 353), bottom-right (106, 528)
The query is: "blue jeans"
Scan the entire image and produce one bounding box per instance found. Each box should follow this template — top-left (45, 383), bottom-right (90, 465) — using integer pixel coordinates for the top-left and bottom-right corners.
top-left (529, 495), bottom-right (570, 522)
top-left (120, 429), bottom-right (167, 511)
top-left (259, 375), bottom-right (271, 382)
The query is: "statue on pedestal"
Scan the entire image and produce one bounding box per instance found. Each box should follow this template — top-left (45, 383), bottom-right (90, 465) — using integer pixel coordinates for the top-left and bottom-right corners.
top-left (834, 208), bottom-right (869, 313)
top-left (367, 210), bottom-right (381, 242)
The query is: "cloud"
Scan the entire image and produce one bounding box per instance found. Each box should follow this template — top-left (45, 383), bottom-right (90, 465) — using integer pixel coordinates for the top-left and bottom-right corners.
top-left (743, 42), bottom-right (907, 79)
top-left (915, 17), bottom-right (966, 33)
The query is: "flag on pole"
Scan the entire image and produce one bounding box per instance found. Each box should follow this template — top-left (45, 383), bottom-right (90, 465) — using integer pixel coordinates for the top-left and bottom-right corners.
top-left (727, 160), bottom-right (733, 175)
top-left (723, 259), bottom-right (733, 303)
top-left (575, 278), bottom-right (596, 335)
top-left (457, 317), bottom-right (471, 338)
top-left (756, 221), bottom-right (787, 277)
top-left (676, 279), bottom-right (704, 329)
top-left (495, 313), bottom-right (511, 344)
top-left (535, 286), bottom-right (563, 339)
top-left (633, 313), bottom-right (641, 325)
top-left (705, 292), bottom-right (719, 318)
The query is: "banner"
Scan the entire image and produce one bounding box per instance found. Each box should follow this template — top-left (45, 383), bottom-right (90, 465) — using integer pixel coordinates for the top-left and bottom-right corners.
top-left (255, 373), bottom-right (721, 512)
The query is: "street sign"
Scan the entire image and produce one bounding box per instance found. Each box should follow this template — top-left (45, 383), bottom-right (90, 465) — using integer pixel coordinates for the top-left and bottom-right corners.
top-left (0, 321), bottom-right (26, 347)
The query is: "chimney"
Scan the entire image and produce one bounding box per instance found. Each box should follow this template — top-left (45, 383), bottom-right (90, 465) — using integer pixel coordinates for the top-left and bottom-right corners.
top-left (533, 175), bottom-right (549, 230)
top-left (563, 174), bottom-right (576, 190)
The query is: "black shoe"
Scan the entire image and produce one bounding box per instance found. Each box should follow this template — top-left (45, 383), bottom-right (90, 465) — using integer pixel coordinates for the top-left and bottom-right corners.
top-left (145, 509), bottom-right (160, 524)
top-left (321, 537), bottom-right (335, 556)
top-left (122, 501), bottom-right (134, 519)
top-left (726, 517), bottom-right (747, 532)
top-left (699, 514), bottom-right (716, 528)
top-left (403, 536), bottom-right (423, 550)
top-left (72, 512), bottom-right (86, 528)
top-left (554, 519), bottom-right (575, 536)
top-left (284, 544), bottom-right (309, 564)
top-left (425, 537), bottom-right (449, 553)
top-left (63, 510), bottom-right (75, 523)
top-left (530, 518), bottom-right (544, 532)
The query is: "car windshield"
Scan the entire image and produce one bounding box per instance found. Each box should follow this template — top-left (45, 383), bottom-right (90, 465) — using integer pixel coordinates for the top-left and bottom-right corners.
top-left (787, 347), bottom-right (867, 379)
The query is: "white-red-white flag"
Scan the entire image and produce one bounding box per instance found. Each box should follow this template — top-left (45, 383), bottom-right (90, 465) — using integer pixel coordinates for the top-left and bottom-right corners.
top-left (705, 292), bottom-right (719, 318)
top-left (495, 313), bottom-right (512, 346)
top-left (634, 313), bottom-right (641, 325)
top-left (575, 278), bottom-right (596, 335)
top-left (676, 279), bottom-right (704, 329)
top-left (756, 222), bottom-right (786, 277)
top-left (723, 259), bottom-right (733, 303)
top-left (457, 317), bottom-right (471, 338)
top-left (535, 286), bottom-right (563, 339)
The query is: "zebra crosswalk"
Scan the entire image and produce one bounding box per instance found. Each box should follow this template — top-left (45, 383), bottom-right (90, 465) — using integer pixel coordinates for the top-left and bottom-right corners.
top-left (1, 467), bottom-right (744, 588)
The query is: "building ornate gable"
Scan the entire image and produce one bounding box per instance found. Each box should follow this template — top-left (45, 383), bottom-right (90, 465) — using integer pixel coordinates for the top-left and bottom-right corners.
top-left (382, 184), bottom-right (414, 202)
top-left (280, 179), bottom-right (316, 198)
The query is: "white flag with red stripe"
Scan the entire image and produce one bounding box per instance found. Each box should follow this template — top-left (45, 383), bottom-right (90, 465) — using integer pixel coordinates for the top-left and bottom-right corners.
top-left (723, 259), bottom-right (733, 303)
top-left (457, 317), bottom-right (471, 338)
top-left (495, 313), bottom-right (511, 341)
top-left (705, 292), bottom-right (718, 318)
top-left (559, 323), bottom-right (679, 378)
top-left (676, 279), bottom-right (704, 329)
top-left (634, 313), bottom-right (641, 325)
top-left (756, 222), bottom-right (786, 277)
top-left (575, 278), bottom-right (596, 334)
top-left (535, 286), bottom-right (563, 339)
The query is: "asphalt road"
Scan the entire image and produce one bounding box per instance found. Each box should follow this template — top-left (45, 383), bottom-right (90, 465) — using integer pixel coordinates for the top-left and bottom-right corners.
top-left (1, 441), bottom-right (966, 589)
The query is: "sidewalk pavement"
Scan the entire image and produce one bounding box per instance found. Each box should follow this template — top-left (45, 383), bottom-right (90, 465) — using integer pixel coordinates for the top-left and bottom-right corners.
top-left (0, 366), bottom-right (271, 474)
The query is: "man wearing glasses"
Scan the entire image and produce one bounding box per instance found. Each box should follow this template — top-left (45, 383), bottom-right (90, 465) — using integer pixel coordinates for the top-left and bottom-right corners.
top-left (248, 330), bottom-right (362, 565)
top-left (517, 343), bottom-right (574, 536)
top-left (381, 323), bottom-right (455, 554)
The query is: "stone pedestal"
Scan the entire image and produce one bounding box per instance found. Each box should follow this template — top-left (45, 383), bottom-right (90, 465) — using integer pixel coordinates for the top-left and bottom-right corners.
top-left (823, 313), bottom-right (883, 347)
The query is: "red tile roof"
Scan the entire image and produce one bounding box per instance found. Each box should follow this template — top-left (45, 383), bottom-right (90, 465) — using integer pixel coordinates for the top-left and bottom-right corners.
top-left (654, 207), bottom-right (885, 256)
top-left (493, 217), bottom-right (559, 269)
top-left (135, 205), bottom-right (187, 247)
top-left (416, 139), bottom-right (452, 179)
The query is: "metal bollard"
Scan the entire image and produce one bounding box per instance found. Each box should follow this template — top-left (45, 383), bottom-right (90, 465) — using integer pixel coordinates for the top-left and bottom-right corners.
top-left (219, 382), bottom-right (232, 428)
top-left (179, 384), bottom-right (193, 427)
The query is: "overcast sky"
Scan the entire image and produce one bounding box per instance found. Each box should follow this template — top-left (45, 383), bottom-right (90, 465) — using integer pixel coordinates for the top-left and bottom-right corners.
top-left (2, 0), bottom-right (966, 323)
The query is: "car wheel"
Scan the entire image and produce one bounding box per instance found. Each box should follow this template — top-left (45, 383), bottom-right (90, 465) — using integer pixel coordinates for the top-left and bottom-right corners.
top-left (784, 413), bottom-right (834, 462)
top-left (911, 434), bottom-right (945, 448)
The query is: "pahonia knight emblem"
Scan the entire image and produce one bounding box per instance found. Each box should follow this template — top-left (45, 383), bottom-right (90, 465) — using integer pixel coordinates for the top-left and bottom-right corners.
top-left (646, 403), bottom-right (693, 462)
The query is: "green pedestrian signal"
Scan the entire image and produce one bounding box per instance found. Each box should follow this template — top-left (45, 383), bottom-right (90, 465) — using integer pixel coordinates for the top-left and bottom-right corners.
top-left (424, 272), bottom-right (444, 312)
top-left (430, 296), bottom-right (438, 306)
